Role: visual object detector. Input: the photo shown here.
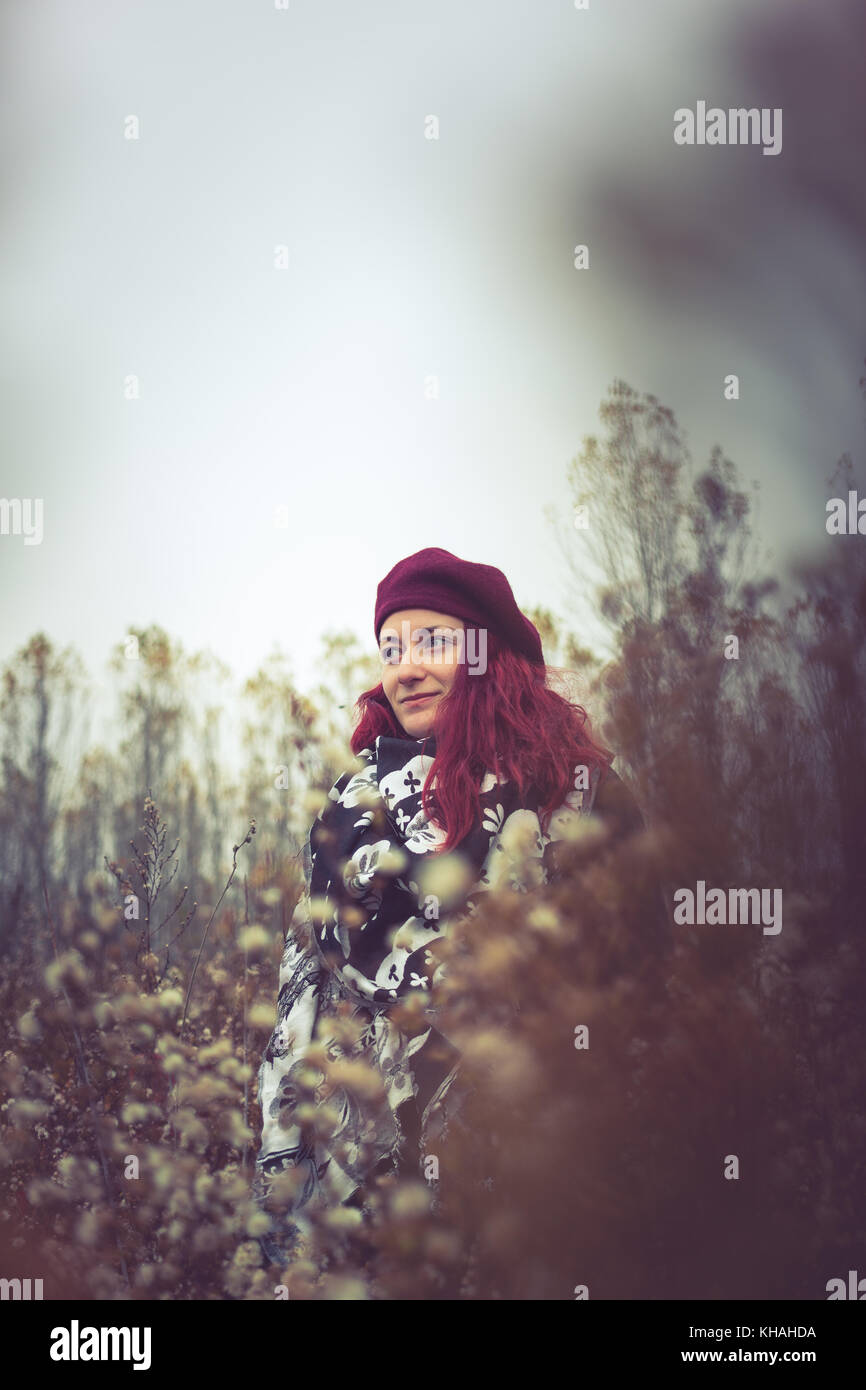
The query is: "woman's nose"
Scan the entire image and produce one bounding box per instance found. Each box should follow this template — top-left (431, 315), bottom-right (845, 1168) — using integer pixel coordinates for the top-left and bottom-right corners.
top-left (398, 648), bottom-right (425, 673)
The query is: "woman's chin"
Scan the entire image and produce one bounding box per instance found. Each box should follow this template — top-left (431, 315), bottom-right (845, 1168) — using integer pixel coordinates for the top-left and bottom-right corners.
top-left (402, 718), bottom-right (433, 737)
top-left (399, 710), bottom-right (436, 737)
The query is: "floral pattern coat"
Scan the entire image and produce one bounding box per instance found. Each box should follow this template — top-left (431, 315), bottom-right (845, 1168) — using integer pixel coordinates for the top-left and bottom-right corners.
top-left (254, 733), bottom-right (605, 1260)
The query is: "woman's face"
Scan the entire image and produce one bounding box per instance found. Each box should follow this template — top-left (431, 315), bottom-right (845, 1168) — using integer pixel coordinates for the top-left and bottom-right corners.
top-left (378, 607), bottom-right (465, 737)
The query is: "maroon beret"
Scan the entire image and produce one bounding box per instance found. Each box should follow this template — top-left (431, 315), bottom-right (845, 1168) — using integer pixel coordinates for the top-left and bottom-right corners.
top-left (374, 546), bottom-right (545, 666)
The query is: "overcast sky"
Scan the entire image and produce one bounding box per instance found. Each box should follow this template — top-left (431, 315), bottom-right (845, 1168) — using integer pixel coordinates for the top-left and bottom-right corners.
top-left (2, 0), bottom-right (863, 707)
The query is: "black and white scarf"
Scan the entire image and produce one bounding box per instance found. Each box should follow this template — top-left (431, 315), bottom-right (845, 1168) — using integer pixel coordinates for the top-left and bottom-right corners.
top-left (255, 733), bottom-right (602, 1245)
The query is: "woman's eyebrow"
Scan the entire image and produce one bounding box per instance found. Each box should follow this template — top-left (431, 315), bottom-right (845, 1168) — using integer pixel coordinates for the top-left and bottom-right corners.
top-left (380, 626), bottom-right (456, 642)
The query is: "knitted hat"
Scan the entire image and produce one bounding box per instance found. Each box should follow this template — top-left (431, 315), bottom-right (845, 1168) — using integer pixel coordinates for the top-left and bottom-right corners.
top-left (375, 546), bottom-right (545, 666)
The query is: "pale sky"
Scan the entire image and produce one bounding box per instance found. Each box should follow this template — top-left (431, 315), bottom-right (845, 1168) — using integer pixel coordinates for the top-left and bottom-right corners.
top-left (2, 0), bottom-right (863, 708)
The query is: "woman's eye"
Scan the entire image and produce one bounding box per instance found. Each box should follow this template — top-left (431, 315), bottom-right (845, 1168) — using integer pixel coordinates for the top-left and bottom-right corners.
top-left (380, 633), bottom-right (454, 661)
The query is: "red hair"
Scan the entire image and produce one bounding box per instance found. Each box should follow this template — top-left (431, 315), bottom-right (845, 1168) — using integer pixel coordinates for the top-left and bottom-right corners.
top-left (350, 630), bottom-right (614, 853)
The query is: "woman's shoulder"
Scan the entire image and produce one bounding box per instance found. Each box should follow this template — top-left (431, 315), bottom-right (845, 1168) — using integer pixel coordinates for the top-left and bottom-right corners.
top-left (321, 748), bottom-right (377, 803)
top-left (305, 751), bottom-right (380, 842)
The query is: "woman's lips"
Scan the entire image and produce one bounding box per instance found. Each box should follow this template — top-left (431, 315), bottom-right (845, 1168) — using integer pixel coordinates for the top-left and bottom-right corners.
top-left (403, 693), bottom-right (436, 705)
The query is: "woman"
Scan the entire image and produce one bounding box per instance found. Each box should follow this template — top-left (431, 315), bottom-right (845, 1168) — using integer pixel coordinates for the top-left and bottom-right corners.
top-left (254, 546), bottom-right (660, 1274)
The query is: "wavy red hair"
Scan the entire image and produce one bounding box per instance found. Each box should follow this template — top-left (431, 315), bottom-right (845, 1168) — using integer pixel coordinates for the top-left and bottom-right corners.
top-left (350, 629), bottom-right (613, 852)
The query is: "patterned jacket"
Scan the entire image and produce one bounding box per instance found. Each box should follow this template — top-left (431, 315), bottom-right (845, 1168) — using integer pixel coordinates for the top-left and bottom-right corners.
top-left (253, 734), bottom-right (661, 1263)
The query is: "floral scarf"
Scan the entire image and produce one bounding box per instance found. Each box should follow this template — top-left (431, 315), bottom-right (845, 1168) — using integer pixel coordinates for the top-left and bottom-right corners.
top-left (255, 733), bottom-right (602, 1254)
